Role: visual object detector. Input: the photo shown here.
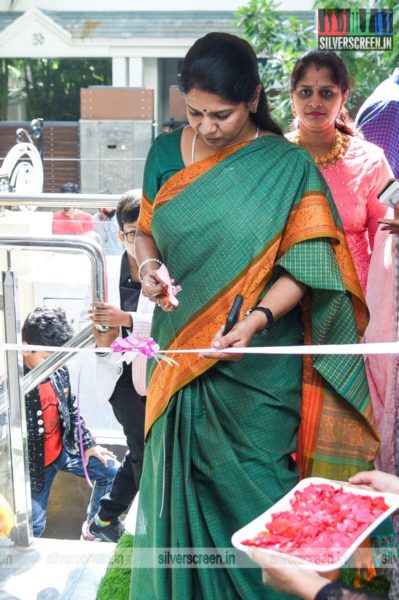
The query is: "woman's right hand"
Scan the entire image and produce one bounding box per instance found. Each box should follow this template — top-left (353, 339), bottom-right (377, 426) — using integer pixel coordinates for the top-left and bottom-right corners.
top-left (141, 269), bottom-right (168, 301)
top-left (141, 270), bottom-right (181, 311)
top-left (201, 315), bottom-right (260, 361)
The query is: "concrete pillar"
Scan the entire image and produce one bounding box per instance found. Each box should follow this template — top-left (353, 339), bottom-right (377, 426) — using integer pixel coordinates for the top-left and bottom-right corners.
top-left (144, 57), bottom-right (159, 134)
top-left (112, 57), bottom-right (128, 86)
top-left (128, 57), bottom-right (144, 87)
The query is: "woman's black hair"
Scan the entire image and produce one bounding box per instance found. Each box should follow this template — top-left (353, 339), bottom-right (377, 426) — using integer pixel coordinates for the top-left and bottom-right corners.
top-left (290, 50), bottom-right (355, 135)
top-left (179, 32), bottom-right (282, 136)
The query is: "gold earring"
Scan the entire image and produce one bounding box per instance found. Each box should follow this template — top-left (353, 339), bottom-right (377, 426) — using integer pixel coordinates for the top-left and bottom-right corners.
top-left (250, 105), bottom-right (257, 114)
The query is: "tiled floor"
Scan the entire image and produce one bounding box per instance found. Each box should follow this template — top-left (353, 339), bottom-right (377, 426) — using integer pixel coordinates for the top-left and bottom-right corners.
top-left (0, 538), bottom-right (115, 600)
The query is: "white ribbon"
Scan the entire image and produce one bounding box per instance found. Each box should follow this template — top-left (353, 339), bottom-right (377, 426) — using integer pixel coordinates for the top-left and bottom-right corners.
top-left (4, 340), bottom-right (399, 355)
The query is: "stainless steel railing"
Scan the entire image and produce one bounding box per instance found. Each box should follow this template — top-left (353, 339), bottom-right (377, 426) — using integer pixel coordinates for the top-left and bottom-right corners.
top-left (0, 234), bottom-right (107, 303)
top-left (0, 234), bottom-right (108, 545)
top-left (0, 191), bottom-right (140, 209)
top-left (23, 324), bottom-right (94, 396)
top-left (0, 235), bottom-right (106, 391)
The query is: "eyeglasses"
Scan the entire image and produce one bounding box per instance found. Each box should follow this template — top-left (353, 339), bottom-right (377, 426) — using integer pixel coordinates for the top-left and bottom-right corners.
top-left (122, 230), bottom-right (137, 243)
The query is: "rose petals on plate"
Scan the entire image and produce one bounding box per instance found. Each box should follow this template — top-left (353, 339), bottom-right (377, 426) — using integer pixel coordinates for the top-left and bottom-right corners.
top-left (241, 483), bottom-right (389, 562)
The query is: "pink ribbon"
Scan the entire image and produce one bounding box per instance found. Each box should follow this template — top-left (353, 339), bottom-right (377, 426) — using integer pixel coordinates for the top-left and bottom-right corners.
top-left (77, 335), bottom-right (161, 490)
top-left (110, 334), bottom-right (160, 359)
top-left (76, 363), bottom-right (93, 489)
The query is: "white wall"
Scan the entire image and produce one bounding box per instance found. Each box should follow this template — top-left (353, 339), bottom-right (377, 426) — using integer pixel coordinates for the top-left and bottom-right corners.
top-left (0, 0), bottom-right (313, 11)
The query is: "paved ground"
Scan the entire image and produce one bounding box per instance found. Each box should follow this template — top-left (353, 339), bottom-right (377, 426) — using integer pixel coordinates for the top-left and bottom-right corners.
top-left (0, 538), bottom-right (115, 600)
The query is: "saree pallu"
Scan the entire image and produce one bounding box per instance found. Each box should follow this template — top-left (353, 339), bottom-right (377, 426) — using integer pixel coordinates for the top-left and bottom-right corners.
top-left (131, 136), bottom-right (379, 600)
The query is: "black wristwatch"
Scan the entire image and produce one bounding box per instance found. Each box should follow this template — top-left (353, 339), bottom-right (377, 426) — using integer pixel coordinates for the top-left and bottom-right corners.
top-left (245, 306), bottom-right (274, 333)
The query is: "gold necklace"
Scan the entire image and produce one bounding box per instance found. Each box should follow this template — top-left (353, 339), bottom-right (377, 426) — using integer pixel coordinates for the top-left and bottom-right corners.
top-left (289, 129), bottom-right (349, 167)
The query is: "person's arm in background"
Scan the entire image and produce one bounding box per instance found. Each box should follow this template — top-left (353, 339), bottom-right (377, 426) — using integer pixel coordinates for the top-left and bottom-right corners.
top-left (51, 211), bottom-right (63, 234)
top-left (89, 296), bottom-right (153, 346)
top-left (91, 323), bottom-right (125, 406)
top-left (90, 302), bottom-right (154, 401)
top-left (82, 212), bottom-right (95, 233)
top-left (249, 552), bottom-right (386, 600)
top-left (348, 469), bottom-right (399, 494)
top-left (379, 202), bottom-right (399, 234)
top-left (130, 295), bottom-right (154, 396)
top-left (366, 152), bottom-right (395, 248)
top-left (247, 556), bottom-right (328, 600)
top-left (249, 470), bottom-right (398, 599)
top-left (88, 302), bottom-right (133, 330)
top-left (259, 563), bottom-right (386, 600)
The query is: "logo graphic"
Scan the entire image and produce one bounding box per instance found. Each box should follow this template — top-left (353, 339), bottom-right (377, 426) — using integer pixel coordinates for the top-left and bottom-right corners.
top-left (318, 8), bottom-right (393, 51)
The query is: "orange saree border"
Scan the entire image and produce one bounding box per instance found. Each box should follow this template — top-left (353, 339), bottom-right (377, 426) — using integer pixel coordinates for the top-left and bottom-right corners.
top-left (280, 192), bottom-right (368, 336)
top-left (280, 192), bottom-right (363, 299)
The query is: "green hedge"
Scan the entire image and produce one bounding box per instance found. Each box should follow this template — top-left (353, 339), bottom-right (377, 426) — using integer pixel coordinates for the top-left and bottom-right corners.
top-left (96, 534), bottom-right (134, 600)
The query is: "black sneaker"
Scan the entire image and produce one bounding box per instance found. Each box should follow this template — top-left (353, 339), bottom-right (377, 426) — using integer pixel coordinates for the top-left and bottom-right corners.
top-left (82, 517), bottom-right (125, 543)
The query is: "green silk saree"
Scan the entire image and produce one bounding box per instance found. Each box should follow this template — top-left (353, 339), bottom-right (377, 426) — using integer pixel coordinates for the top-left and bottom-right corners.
top-left (131, 133), bottom-right (379, 599)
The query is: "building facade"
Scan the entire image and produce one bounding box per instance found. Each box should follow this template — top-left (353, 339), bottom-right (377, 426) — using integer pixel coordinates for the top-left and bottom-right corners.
top-left (0, 1), bottom-right (313, 127)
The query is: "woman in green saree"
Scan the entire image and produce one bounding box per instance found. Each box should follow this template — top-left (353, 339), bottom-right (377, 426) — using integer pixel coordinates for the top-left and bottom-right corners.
top-left (132, 33), bottom-right (379, 599)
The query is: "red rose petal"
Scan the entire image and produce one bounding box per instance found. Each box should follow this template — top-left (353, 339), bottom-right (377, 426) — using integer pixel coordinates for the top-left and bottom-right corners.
top-left (242, 483), bottom-right (389, 561)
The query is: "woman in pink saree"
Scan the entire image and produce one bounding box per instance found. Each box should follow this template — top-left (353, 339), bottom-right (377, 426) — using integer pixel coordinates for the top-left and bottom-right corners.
top-left (287, 50), bottom-right (395, 471)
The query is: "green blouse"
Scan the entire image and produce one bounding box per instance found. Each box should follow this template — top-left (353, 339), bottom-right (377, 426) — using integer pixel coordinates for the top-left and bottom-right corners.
top-left (143, 128), bottom-right (185, 201)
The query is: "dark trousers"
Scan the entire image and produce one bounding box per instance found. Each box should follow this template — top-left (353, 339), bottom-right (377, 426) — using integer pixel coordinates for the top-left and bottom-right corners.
top-left (98, 374), bottom-right (145, 522)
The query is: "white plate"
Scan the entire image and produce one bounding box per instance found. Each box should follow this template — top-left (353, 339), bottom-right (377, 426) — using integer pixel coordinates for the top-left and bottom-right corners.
top-left (232, 477), bottom-right (399, 572)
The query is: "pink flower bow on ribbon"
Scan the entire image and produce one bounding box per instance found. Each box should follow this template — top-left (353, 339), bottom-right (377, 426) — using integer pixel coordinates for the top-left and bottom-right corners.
top-left (110, 334), bottom-right (160, 358)
top-left (110, 334), bottom-right (178, 367)
top-left (78, 337), bottom-right (176, 492)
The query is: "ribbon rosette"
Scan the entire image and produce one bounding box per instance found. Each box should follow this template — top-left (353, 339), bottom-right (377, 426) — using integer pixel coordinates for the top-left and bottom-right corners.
top-left (78, 334), bottom-right (176, 490)
top-left (110, 334), bottom-right (178, 366)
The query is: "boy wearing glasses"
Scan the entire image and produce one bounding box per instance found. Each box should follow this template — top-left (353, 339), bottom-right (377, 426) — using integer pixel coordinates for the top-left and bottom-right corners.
top-left (84, 191), bottom-right (154, 542)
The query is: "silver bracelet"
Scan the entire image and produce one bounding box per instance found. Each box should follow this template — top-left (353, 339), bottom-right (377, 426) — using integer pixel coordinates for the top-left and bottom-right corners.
top-left (138, 258), bottom-right (162, 280)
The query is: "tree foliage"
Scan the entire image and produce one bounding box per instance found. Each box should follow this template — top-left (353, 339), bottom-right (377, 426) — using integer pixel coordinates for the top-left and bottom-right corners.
top-left (3, 58), bottom-right (111, 121)
top-left (236, 0), bottom-right (399, 129)
top-left (0, 60), bottom-right (9, 120)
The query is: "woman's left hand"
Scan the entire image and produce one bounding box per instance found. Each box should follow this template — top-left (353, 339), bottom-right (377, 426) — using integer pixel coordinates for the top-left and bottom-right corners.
top-left (200, 317), bottom-right (259, 361)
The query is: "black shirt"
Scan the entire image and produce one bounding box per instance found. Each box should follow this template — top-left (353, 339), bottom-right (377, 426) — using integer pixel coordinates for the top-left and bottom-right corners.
top-left (118, 251), bottom-right (142, 385)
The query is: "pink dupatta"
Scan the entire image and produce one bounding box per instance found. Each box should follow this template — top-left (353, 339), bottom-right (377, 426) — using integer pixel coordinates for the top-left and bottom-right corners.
top-left (365, 225), bottom-right (399, 473)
